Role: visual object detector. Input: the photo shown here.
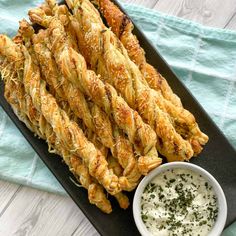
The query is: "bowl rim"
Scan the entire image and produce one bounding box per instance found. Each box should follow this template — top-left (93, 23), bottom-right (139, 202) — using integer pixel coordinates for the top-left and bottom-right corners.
top-left (133, 162), bottom-right (227, 236)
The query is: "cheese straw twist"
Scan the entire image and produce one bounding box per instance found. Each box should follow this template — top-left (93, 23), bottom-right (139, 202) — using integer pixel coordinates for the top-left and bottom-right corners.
top-left (23, 21), bottom-right (140, 191)
top-left (58, 0), bottom-right (194, 162)
top-left (93, 0), bottom-right (181, 107)
top-left (39, 2), bottom-right (53, 16)
top-left (18, 21), bottom-right (108, 159)
top-left (93, 0), bottom-right (208, 155)
top-left (0, 34), bottom-right (120, 195)
top-left (0, 57), bottom-right (113, 213)
top-left (60, 46), bottom-right (161, 173)
top-left (21, 20), bottom-right (129, 207)
top-left (25, 21), bottom-right (128, 203)
top-left (50, 2), bottom-right (79, 52)
top-left (29, 7), bottom-right (162, 175)
top-left (82, 123), bottom-right (131, 208)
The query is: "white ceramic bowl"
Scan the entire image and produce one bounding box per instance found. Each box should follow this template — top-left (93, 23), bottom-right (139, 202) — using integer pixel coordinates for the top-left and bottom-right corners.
top-left (133, 162), bottom-right (227, 236)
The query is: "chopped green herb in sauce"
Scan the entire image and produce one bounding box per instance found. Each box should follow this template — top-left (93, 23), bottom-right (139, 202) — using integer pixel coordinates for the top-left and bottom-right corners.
top-left (141, 168), bottom-right (218, 236)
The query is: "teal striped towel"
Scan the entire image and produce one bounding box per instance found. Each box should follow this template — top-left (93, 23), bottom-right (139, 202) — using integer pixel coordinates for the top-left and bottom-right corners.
top-left (0, 1), bottom-right (235, 234)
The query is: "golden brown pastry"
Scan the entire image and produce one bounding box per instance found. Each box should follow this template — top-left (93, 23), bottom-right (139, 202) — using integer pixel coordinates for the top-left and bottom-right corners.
top-left (107, 154), bottom-right (123, 177)
top-left (2, 25), bottom-right (129, 210)
top-left (82, 126), bottom-right (108, 158)
top-left (60, 47), bottom-right (161, 173)
top-left (39, 2), bottom-right (53, 16)
top-left (29, 7), bottom-right (162, 175)
top-left (0, 0), bottom-right (211, 214)
top-left (92, 0), bottom-right (209, 154)
top-left (27, 21), bottom-right (141, 191)
top-left (60, 0), bottom-right (195, 162)
top-left (52, 3), bottom-right (79, 52)
top-left (0, 56), bottom-right (112, 213)
top-left (20, 21), bottom-right (129, 206)
top-left (0, 34), bottom-right (121, 195)
top-left (93, 0), bottom-right (181, 107)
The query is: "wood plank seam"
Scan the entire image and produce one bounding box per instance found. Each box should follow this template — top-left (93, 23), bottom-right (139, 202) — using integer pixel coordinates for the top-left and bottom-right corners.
top-left (71, 218), bottom-right (88, 236)
top-left (0, 185), bottom-right (22, 218)
top-left (224, 11), bottom-right (236, 29)
top-left (145, 0), bottom-right (159, 9)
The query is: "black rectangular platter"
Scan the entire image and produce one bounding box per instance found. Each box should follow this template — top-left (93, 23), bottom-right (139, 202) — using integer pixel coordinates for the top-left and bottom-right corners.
top-left (0, 0), bottom-right (236, 235)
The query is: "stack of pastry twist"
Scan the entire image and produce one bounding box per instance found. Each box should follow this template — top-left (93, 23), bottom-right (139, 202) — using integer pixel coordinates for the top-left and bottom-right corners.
top-left (0, 0), bottom-right (208, 213)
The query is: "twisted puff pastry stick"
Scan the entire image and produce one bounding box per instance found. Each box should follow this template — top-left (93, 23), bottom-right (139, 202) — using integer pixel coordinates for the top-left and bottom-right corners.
top-left (29, 7), bottom-right (161, 174)
top-left (40, 2), bottom-right (53, 16)
top-left (61, 0), bottom-right (194, 162)
top-left (2, 31), bottom-right (125, 208)
top-left (40, 1), bottom-right (79, 52)
top-left (70, 0), bottom-right (208, 156)
top-left (26, 23), bottom-right (140, 191)
top-left (2, 53), bottom-right (128, 210)
top-left (93, 0), bottom-right (181, 107)
top-left (28, 25), bottom-right (129, 203)
top-left (60, 46), bottom-right (161, 173)
top-left (0, 56), bottom-right (113, 213)
top-left (18, 22), bottom-right (109, 159)
top-left (49, 13), bottom-right (160, 170)
top-left (93, 0), bottom-right (208, 154)
top-left (0, 34), bottom-right (120, 195)
top-left (81, 121), bottom-right (127, 194)
top-left (51, 3), bottom-right (79, 52)
top-left (18, 21), bottom-right (129, 208)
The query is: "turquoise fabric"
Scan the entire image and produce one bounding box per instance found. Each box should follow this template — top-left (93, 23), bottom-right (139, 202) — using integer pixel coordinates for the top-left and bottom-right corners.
top-left (0, 0), bottom-right (235, 234)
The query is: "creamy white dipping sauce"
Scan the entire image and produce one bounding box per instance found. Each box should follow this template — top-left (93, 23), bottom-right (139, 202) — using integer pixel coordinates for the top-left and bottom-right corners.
top-left (141, 168), bottom-right (218, 236)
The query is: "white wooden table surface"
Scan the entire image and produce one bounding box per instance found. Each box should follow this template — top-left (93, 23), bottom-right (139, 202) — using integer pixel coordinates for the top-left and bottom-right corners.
top-left (1, 0), bottom-right (236, 236)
